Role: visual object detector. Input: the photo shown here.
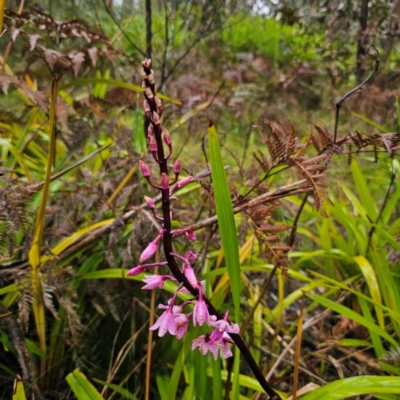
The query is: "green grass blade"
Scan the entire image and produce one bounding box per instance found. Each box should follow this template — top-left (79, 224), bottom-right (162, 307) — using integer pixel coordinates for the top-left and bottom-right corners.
top-left (354, 255), bottom-right (384, 328)
top-left (350, 160), bottom-right (378, 221)
top-left (66, 369), bottom-right (104, 400)
top-left (92, 378), bottom-right (138, 400)
top-left (208, 122), bottom-right (241, 321)
top-left (0, 139), bottom-right (32, 183)
top-left (301, 376), bottom-right (400, 399)
top-left (358, 297), bottom-right (384, 357)
top-left (308, 293), bottom-right (398, 347)
top-left (211, 358), bottom-right (222, 400)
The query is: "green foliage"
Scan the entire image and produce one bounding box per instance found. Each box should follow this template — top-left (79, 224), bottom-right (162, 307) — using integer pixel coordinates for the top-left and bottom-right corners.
top-left (66, 369), bottom-right (104, 400)
top-left (1, 1), bottom-right (400, 399)
top-left (208, 123), bottom-right (241, 321)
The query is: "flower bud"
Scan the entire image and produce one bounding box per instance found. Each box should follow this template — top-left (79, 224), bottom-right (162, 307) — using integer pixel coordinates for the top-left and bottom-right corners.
top-left (161, 173), bottom-right (169, 190)
top-left (173, 159), bottom-right (182, 174)
top-left (149, 135), bottom-right (158, 152)
top-left (139, 241), bottom-right (158, 263)
top-left (139, 160), bottom-right (151, 178)
top-left (148, 72), bottom-right (155, 84)
top-left (143, 100), bottom-right (151, 120)
top-left (186, 251), bottom-right (197, 260)
top-left (155, 96), bottom-right (162, 117)
top-left (153, 111), bottom-right (161, 127)
top-left (127, 265), bottom-right (146, 276)
top-left (147, 123), bottom-right (154, 138)
top-left (142, 58), bottom-right (152, 70)
top-left (185, 230), bottom-right (196, 241)
top-left (145, 87), bottom-right (154, 99)
top-left (144, 196), bottom-right (155, 209)
top-left (163, 130), bottom-right (172, 146)
top-left (177, 176), bottom-right (192, 188)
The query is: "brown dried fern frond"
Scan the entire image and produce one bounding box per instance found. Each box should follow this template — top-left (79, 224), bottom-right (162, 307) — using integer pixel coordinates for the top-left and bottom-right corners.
top-left (57, 296), bottom-right (84, 341)
top-left (253, 149), bottom-right (270, 172)
top-left (381, 132), bottom-right (400, 156)
top-left (16, 275), bottom-right (34, 331)
top-left (311, 124), bottom-right (334, 153)
top-left (0, 75), bottom-right (49, 112)
top-left (247, 203), bottom-right (292, 274)
top-left (293, 155), bottom-right (331, 217)
top-left (259, 120), bottom-right (298, 167)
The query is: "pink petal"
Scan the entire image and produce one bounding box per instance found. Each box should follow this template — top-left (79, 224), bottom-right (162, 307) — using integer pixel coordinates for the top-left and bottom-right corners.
top-left (173, 158), bottom-right (181, 174)
top-left (185, 230), bottom-right (196, 241)
top-left (139, 241), bottom-right (158, 263)
top-left (177, 176), bottom-right (192, 188)
top-left (193, 298), bottom-right (209, 327)
top-left (163, 130), bottom-right (171, 146)
top-left (183, 265), bottom-right (198, 288)
top-left (139, 160), bottom-right (151, 177)
top-left (144, 196), bottom-right (155, 209)
top-left (127, 265), bottom-right (145, 276)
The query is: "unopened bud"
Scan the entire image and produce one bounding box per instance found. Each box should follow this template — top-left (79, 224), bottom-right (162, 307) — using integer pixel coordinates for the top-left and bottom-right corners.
top-left (148, 72), bottom-right (155, 85)
top-left (177, 176), bottom-right (192, 188)
top-left (161, 173), bottom-right (169, 190)
top-left (143, 100), bottom-right (151, 120)
top-left (185, 230), bottom-right (196, 241)
top-left (149, 135), bottom-right (158, 152)
top-left (173, 159), bottom-right (182, 174)
top-left (144, 196), bottom-right (155, 209)
top-left (163, 130), bottom-right (171, 146)
top-left (155, 96), bottom-right (162, 116)
top-left (139, 242), bottom-right (157, 263)
top-left (147, 123), bottom-right (154, 138)
top-left (142, 58), bottom-right (152, 70)
top-left (153, 112), bottom-right (160, 126)
top-left (145, 87), bottom-right (153, 99)
top-left (139, 160), bottom-right (151, 178)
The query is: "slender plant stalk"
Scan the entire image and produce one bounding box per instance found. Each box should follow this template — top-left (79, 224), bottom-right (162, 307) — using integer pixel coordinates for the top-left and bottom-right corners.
top-left (141, 59), bottom-right (280, 398)
top-left (334, 45), bottom-right (380, 143)
top-left (292, 294), bottom-right (305, 400)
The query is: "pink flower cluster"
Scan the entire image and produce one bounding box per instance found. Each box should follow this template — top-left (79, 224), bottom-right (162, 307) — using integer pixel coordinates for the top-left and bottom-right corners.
top-left (128, 249), bottom-right (239, 360)
top-left (127, 57), bottom-right (239, 361)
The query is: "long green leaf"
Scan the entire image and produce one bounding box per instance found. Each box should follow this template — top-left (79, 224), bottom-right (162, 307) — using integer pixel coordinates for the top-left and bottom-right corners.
top-left (301, 376), bottom-right (400, 399)
top-left (350, 160), bottom-right (378, 221)
top-left (351, 112), bottom-right (390, 132)
top-left (354, 255), bottom-right (384, 328)
top-left (308, 294), bottom-right (398, 347)
top-left (208, 122), bottom-right (241, 321)
top-left (66, 369), bottom-right (104, 400)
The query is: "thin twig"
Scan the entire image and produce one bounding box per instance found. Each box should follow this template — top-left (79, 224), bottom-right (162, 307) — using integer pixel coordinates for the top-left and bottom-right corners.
top-left (101, 0), bottom-right (146, 57)
top-left (292, 294), bottom-right (305, 400)
top-left (287, 193), bottom-right (309, 247)
top-left (334, 45), bottom-right (380, 143)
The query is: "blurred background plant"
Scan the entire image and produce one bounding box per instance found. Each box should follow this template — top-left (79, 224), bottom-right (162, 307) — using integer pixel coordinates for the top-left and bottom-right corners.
top-left (1, 0), bottom-right (400, 399)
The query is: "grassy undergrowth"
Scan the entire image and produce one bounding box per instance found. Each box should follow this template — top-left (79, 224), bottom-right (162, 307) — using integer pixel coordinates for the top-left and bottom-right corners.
top-left (1, 2), bottom-right (400, 400)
